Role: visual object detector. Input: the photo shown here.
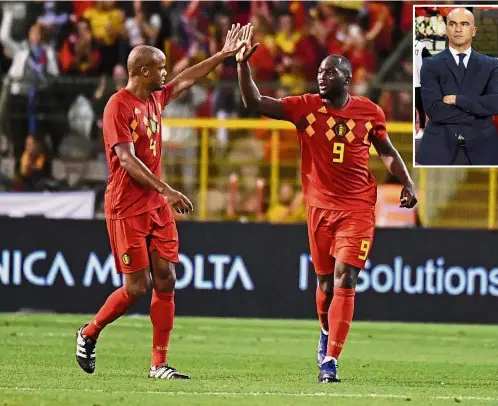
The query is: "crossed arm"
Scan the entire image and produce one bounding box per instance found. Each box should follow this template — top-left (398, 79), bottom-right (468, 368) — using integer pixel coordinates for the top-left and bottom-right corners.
top-left (422, 59), bottom-right (498, 121)
top-left (452, 66), bottom-right (498, 116)
top-left (420, 61), bottom-right (475, 124)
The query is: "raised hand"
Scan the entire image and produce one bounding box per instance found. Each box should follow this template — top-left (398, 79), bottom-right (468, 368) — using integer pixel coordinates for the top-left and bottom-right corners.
top-left (221, 23), bottom-right (249, 57)
top-left (236, 23), bottom-right (259, 63)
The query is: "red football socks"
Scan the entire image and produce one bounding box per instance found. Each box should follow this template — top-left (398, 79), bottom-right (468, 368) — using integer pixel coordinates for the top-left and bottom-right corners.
top-left (316, 285), bottom-right (332, 332)
top-left (150, 290), bottom-right (175, 367)
top-left (83, 286), bottom-right (134, 339)
top-left (327, 287), bottom-right (355, 359)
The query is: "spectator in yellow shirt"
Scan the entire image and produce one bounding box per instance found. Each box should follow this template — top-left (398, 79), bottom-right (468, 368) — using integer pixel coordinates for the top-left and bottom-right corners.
top-left (84, 1), bottom-right (125, 73)
top-left (274, 13), bottom-right (306, 94)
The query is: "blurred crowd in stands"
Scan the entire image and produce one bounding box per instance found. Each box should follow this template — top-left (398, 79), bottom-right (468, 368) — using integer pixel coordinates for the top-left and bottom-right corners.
top-left (0, 0), bottom-right (418, 226)
top-left (415, 6), bottom-right (449, 42)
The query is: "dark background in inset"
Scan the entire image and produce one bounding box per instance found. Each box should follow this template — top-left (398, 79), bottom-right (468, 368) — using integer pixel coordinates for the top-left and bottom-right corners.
top-left (472, 7), bottom-right (498, 57)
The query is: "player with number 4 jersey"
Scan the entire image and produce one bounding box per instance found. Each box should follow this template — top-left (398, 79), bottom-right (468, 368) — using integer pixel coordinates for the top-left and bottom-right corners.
top-left (75, 23), bottom-right (251, 380)
top-left (236, 24), bottom-right (417, 383)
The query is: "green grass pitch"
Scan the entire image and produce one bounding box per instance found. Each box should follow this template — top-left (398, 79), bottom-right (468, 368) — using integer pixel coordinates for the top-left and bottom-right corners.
top-left (1, 314), bottom-right (497, 405)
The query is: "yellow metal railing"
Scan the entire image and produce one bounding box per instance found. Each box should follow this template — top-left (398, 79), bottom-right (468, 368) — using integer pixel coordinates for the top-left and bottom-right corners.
top-left (489, 168), bottom-right (497, 229)
top-left (160, 118), bottom-right (498, 230)
top-left (199, 128), bottom-right (209, 221)
top-left (162, 118), bottom-right (413, 221)
top-left (416, 167), bottom-right (498, 229)
top-left (418, 166), bottom-right (428, 226)
top-left (270, 129), bottom-right (280, 207)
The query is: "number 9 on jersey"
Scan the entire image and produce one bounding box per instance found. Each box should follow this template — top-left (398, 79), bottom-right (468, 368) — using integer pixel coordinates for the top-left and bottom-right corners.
top-left (332, 142), bottom-right (344, 163)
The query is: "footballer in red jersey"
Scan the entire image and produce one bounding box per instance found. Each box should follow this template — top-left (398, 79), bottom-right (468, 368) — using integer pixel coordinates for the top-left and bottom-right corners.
top-left (236, 24), bottom-right (417, 383)
top-left (75, 24), bottom-right (250, 380)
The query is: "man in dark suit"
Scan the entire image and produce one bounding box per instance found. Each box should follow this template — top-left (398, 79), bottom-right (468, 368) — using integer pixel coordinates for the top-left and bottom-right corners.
top-left (417, 8), bottom-right (498, 166)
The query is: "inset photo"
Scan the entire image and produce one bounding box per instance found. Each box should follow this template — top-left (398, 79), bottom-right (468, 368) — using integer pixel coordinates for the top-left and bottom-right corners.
top-left (414, 5), bottom-right (498, 166)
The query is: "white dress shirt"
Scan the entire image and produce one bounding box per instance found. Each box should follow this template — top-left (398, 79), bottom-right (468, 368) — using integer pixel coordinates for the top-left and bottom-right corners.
top-left (449, 45), bottom-right (472, 68)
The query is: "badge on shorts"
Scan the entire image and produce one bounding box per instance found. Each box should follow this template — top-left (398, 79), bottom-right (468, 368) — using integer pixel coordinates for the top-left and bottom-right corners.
top-left (333, 123), bottom-right (348, 138)
top-left (122, 254), bottom-right (131, 265)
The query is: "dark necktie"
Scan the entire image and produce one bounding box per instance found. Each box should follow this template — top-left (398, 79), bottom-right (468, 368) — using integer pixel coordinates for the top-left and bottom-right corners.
top-left (458, 53), bottom-right (466, 85)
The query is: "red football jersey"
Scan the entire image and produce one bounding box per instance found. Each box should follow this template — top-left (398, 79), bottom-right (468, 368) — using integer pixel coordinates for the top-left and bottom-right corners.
top-left (281, 94), bottom-right (388, 210)
top-left (103, 84), bottom-right (173, 219)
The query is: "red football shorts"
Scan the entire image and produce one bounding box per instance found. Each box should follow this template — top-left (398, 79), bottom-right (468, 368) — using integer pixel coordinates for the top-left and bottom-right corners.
top-left (106, 204), bottom-right (179, 274)
top-left (307, 206), bottom-right (375, 274)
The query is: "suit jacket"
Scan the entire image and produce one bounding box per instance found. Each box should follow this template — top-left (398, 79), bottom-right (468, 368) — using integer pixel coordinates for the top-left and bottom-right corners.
top-left (417, 48), bottom-right (498, 165)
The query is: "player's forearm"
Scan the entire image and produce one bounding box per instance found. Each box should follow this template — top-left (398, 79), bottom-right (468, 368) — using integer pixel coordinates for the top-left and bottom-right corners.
top-left (381, 151), bottom-right (414, 188)
top-left (237, 61), bottom-right (262, 109)
top-left (175, 51), bottom-right (226, 85)
top-left (120, 154), bottom-right (168, 194)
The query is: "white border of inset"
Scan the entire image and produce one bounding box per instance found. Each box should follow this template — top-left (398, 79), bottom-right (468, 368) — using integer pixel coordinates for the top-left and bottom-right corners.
top-left (412, 4), bottom-right (498, 168)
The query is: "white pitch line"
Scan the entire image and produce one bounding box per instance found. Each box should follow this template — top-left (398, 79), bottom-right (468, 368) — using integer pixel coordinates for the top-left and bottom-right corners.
top-left (434, 396), bottom-right (498, 401)
top-left (0, 387), bottom-right (407, 398)
top-left (0, 387), bottom-right (497, 401)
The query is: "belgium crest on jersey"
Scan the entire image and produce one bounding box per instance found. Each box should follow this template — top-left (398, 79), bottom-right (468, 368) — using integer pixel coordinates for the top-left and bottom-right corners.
top-left (333, 123), bottom-right (348, 138)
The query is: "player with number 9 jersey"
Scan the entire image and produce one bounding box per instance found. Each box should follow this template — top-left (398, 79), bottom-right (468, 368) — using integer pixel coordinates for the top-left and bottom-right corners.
top-left (281, 93), bottom-right (387, 270)
top-left (236, 22), bottom-right (417, 384)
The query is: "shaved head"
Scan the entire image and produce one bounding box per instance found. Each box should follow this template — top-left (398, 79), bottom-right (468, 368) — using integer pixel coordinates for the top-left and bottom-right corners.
top-left (447, 7), bottom-right (474, 26)
top-left (125, 45), bottom-right (167, 95)
top-left (127, 45), bottom-right (165, 76)
top-left (446, 8), bottom-right (476, 50)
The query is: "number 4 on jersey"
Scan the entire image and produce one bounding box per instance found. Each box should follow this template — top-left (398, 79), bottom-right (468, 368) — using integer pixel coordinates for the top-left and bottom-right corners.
top-left (150, 138), bottom-right (157, 157)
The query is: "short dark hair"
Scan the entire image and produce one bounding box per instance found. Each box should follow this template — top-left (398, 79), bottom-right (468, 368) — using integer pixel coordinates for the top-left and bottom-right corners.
top-left (328, 54), bottom-right (353, 78)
